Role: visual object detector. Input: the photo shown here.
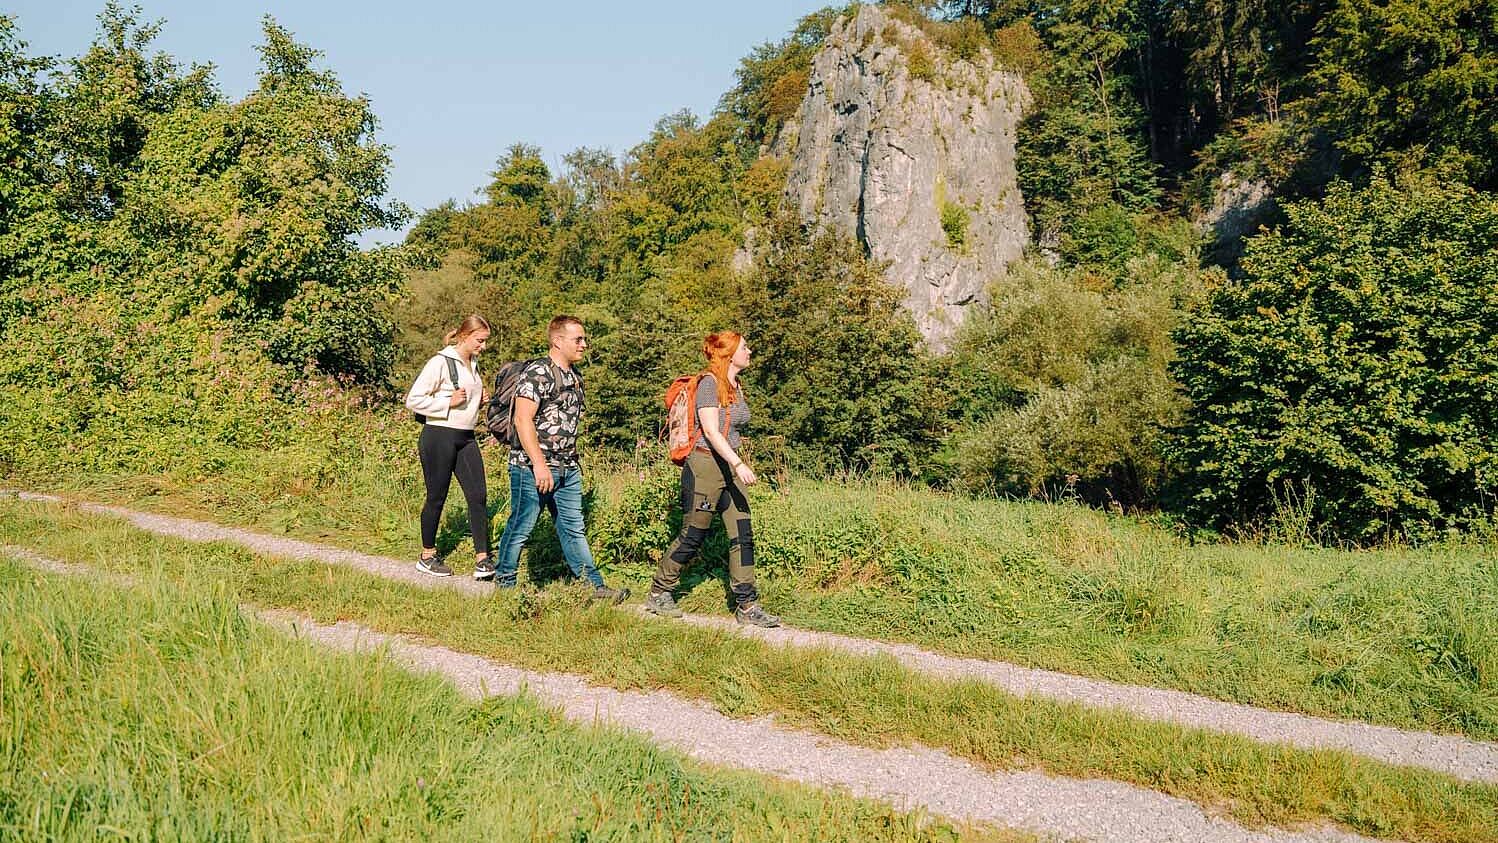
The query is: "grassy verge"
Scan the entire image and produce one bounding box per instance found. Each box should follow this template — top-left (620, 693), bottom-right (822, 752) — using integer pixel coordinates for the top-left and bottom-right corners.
top-left (4, 499), bottom-right (1495, 843)
top-left (0, 554), bottom-right (1014, 842)
top-left (25, 433), bottom-right (1498, 745)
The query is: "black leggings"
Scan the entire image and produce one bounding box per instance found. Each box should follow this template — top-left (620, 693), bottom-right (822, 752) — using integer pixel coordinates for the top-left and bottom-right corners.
top-left (418, 425), bottom-right (489, 555)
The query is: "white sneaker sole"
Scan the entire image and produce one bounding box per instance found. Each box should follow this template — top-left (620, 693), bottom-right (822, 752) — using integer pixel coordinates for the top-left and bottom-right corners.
top-left (415, 562), bottom-right (453, 577)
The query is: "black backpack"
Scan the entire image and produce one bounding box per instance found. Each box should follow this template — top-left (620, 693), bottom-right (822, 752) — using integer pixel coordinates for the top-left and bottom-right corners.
top-left (485, 358), bottom-right (573, 445)
top-left (414, 355), bottom-right (462, 424)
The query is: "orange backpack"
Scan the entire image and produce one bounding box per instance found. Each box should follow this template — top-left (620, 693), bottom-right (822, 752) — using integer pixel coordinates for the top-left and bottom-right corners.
top-left (664, 373), bottom-right (733, 465)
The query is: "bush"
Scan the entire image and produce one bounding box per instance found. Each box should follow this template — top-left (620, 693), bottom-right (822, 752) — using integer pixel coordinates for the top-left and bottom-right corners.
top-left (1171, 172), bottom-right (1498, 540)
top-left (939, 200), bottom-right (969, 250)
top-left (906, 40), bottom-right (937, 83)
top-left (951, 357), bottom-right (1183, 504)
top-left (0, 13), bottom-right (410, 476)
top-left (944, 256), bottom-right (1203, 504)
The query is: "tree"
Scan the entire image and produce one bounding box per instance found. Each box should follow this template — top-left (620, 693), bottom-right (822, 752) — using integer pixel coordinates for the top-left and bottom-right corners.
top-left (1, 12), bottom-right (411, 476)
top-left (719, 6), bottom-right (845, 154)
top-left (737, 213), bottom-right (937, 475)
top-left (998, 0), bottom-right (1164, 252)
top-left (1305, 0), bottom-right (1498, 189)
top-left (122, 17), bottom-right (411, 384)
top-left (487, 143), bottom-right (552, 211)
top-left (1172, 172), bottom-right (1498, 539)
top-left (46, 2), bottom-right (217, 222)
top-left (0, 16), bottom-right (60, 332)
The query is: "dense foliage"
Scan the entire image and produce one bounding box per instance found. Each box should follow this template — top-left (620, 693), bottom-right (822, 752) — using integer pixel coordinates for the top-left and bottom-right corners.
top-left (398, 116), bottom-right (934, 472)
top-left (925, 0), bottom-right (1496, 537)
top-left (5, 1), bottom-right (1497, 542)
top-left (739, 213), bottom-right (936, 475)
top-left (946, 252), bottom-right (1208, 505)
top-left (0, 7), bottom-right (408, 476)
top-left (1172, 174), bottom-right (1498, 540)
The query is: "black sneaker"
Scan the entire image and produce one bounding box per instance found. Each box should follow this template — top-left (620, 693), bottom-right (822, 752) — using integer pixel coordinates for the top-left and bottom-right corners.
top-left (590, 585), bottom-right (631, 605)
top-left (473, 555), bottom-right (497, 581)
top-left (643, 590), bottom-right (684, 618)
top-left (734, 603), bottom-right (780, 628)
top-left (416, 553), bottom-right (453, 577)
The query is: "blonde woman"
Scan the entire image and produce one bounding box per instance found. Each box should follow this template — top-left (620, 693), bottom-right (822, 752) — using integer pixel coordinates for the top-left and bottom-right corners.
top-left (405, 314), bottom-right (492, 577)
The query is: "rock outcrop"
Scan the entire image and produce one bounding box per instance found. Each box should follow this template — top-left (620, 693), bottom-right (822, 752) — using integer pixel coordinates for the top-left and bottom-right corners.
top-left (781, 5), bottom-right (1031, 350)
top-left (1198, 170), bottom-right (1277, 265)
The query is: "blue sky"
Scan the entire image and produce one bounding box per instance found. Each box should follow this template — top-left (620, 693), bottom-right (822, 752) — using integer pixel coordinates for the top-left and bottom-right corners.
top-left (9, 0), bottom-right (834, 245)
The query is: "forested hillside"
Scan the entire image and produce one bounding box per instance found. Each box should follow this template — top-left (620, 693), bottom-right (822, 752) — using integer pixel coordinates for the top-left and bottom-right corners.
top-left (2, 1), bottom-right (1494, 541)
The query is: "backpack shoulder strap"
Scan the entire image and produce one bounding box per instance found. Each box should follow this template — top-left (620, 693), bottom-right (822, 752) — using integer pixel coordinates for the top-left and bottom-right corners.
top-left (444, 355), bottom-right (461, 388)
top-left (692, 372), bottom-right (734, 440)
top-left (533, 357), bottom-right (555, 398)
top-left (542, 358), bottom-right (579, 397)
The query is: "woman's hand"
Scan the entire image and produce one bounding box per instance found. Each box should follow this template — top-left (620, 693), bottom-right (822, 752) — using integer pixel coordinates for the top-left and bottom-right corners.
top-left (448, 387), bottom-right (468, 407)
top-left (734, 461), bottom-right (757, 486)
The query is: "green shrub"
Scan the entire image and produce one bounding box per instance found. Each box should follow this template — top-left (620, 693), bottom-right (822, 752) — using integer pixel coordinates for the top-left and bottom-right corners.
top-left (944, 256), bottom-right (1204, 504)
top-left (951, 357), bottom-right (1184, 504)
top-left (906, 39), bottom-right (937, 82)
top-left (940, 200), bottom-right (970, 250)
top-left (587, 457), bottom-right (683, 579)
top-left (1171, 172), bottom-right (1498, 540)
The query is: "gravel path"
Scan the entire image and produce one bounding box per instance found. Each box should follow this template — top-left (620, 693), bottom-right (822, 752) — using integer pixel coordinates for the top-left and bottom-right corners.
top-left (6, 545), bottom-right (1382, 843)
top-left (8, 489), bottom-right (1497, 785)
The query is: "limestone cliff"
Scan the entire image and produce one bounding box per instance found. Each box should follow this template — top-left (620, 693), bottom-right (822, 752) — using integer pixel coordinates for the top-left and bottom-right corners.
top-left (781, 5), bottom-right (1031, 350)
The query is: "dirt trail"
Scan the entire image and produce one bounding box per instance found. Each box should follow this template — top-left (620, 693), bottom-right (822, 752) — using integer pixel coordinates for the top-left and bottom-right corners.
top-left (7, 488), bottom-right (1496, 786)
top-left (7, 546), bottom-right (1382, 843)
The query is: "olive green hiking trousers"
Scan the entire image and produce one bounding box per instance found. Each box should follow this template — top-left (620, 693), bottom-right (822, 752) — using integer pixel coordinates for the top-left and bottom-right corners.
top-left (652, 448), bottom-right (758, 607)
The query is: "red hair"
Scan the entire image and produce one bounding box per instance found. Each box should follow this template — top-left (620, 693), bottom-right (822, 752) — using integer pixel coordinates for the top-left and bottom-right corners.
top-left (702, 331), bottom-right (742, 406)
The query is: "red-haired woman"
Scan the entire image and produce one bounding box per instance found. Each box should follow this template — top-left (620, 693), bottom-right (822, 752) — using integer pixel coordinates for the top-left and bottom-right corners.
top-left (404, 314), bottom-right (492, 577)
top-left (645, 331), bottom-right (780, 627)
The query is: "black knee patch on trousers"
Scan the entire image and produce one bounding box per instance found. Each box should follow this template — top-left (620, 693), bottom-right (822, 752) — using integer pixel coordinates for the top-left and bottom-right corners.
top-left (678, 464), bottom-right (696, 516)
top-left (670, 524), bottom-right (710, 562)
top-left (730, 518), bottom-right (755, 566)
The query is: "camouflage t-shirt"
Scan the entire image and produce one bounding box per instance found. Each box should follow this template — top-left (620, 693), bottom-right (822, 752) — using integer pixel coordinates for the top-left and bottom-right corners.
top-left (508, 360), bottom-right (584, 469)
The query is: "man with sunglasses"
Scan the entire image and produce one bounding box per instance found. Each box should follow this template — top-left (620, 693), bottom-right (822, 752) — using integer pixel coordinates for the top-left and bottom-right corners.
top-left (482, 315), bottom-right (629, 603)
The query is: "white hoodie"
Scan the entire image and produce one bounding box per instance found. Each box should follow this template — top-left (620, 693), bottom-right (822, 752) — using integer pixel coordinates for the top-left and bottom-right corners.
top-left (405, 346), bottom-right (483, 431)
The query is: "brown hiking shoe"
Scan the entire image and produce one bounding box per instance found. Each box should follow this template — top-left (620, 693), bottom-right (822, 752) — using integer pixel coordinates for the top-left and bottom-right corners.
top-left (643, 590), bottom-right (684, 618)
top-left (590, 585), bottom-right (631, 605)
top-left (734, 603), bottom-right (780, 628)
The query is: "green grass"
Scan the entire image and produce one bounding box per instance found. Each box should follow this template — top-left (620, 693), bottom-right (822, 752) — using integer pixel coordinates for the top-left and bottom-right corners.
top-left (734, 477), bottom-right (1498, 741)
top-left (4, 498), bottom-right (1496, 843)
top-left (0, 552), bottom-right (1016, 842)
top-left (26, 423), bottom-right (1497, 746)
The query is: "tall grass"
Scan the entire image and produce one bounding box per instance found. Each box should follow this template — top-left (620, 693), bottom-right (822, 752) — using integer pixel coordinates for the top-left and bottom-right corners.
top-left (15, 403), bottom-right (1497, 741)
top-left (4, 500), bottom-right (1496, 843)
top-left (0, 554), bottom-right (1008, 842)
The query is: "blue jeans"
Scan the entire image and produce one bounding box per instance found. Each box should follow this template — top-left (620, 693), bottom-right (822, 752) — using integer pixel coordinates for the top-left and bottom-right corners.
top-left (494, 464), bottom-right (603, 588)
